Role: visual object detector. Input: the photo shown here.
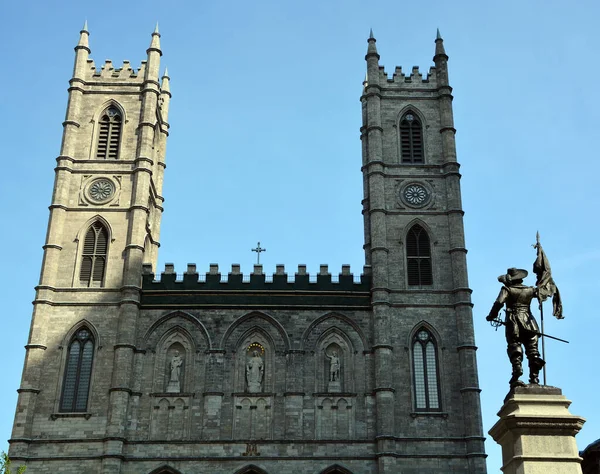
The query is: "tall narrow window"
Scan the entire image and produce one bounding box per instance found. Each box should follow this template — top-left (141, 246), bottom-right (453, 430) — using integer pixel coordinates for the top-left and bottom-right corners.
top-left (412, 328), bottom-right (440, 411)
top-left (406, 224), bottom-right (432, 286)
top-left (96, 106), bottom-right (122, 159)
top-left (400, 111), bottom-right (423, 163)
top-left (79, 222), bottom-right (108, 287)
top-left (60, 328), bottom-right (95, 412)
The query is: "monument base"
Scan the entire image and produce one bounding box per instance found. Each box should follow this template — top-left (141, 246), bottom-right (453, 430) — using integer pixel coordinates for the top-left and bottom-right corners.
top-left (489, 385), bottom-right (585, 474)
top-left (166, 381), bottom-right (180, 393)
top-left (328, 381), bottom-right (341, 393)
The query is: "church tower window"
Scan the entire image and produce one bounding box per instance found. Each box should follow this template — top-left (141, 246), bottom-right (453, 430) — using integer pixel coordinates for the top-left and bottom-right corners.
top-left (400, 111), bottom-right (424, 163)
top-left (79, 222), bottom-right (108, 287)
top-left (406, 224), bottom-right (432, 286)
top-left (96, 106), bottom-right (122, 159)
top-left (60, 328), bottom-right (95, 412)
top-left (412, 328), bottom-right (440, 411)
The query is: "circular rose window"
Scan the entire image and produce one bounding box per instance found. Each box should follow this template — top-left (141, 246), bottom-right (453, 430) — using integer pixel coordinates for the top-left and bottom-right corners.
top-left (88, 178), bottom-right (115, 204)
top-left (401, 183), bottom-right (430, 208)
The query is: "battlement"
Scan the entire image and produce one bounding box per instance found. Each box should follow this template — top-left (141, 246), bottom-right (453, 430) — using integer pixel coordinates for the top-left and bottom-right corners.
top-left (371, 65), bottom-right (438, 87)
top-left (141, 263), bottom-right (373, 309)
top-left (80, 59), bottom-right (147, 82)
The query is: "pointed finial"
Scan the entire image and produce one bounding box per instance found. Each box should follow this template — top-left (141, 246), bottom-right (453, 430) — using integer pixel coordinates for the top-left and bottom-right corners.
top-left (434, 29), bottom-right (447, 59)
top-left (163, 67), bottom-right (169, 78)
top-left (76, 20), bottom-right (90, 51)
top-left (148, 23), bottom-right (162, 53)
top-left (369, 28), bottom-right (374, 39)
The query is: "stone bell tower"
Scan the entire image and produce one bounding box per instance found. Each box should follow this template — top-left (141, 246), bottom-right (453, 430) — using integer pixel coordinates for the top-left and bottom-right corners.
top-left (361, 30), bottom-right (487, 473)
top-left (9, 23), bottom-right (170, 472)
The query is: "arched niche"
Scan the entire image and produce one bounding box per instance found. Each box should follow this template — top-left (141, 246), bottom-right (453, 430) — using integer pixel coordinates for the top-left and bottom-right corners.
top-left (233, 329), bottom-right (274, 394)
top-left (152, 327), bottom-right (195, 394)
top-left (315, 327), bottom-right (355, 393)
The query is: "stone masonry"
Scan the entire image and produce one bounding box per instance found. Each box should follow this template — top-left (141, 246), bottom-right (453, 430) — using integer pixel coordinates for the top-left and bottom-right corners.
top-left (8, 26), bottom-right (487, 474)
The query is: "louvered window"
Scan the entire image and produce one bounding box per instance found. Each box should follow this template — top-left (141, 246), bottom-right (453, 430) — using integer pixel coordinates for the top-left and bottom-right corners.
top-left (412, 328), bottom-right (441, 411)
top-left (400, 111), bottom-right (424, 163)
top-left (79, 222), bottom-right (108, 287)
top-left (406, 224), bottom-right (432, 286)
top-left (60, 328), bottom-right (94, 412)
top-left (96, 107), bottom-right (122, 159)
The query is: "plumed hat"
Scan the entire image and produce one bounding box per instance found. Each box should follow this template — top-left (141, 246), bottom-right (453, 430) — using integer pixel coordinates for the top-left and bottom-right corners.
top-left (498, 267), bottom-right (528, 284)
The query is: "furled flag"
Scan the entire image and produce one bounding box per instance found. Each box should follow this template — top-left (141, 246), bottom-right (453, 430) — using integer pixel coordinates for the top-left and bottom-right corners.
top-left (532, 232), bottom-right (563, 319)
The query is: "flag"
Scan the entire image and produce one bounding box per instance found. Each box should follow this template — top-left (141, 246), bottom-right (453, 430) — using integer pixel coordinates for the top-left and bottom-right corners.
top-left (533, 235), bottom-right (563, 319)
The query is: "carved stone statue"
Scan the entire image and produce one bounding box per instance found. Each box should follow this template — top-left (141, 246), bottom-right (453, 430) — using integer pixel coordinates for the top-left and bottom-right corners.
top-left (327, 350), bottom-right (341, 382)
top-left (487, 268), bottom-right (545, 387)
top-left (166, 350), bottom-right (184, 393)
top-left (246, 350), bottom-right (264, 393)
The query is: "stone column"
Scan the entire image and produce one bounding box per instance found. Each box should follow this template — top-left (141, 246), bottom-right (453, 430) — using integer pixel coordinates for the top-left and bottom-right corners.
top-left (489, 386), bottom-right (585, 474)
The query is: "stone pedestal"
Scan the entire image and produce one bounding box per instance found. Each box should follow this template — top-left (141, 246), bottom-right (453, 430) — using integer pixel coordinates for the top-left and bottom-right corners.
top-left (489, 386), bottom-right (586, 474)
top-left (328, 380), bottom-right (341, 393)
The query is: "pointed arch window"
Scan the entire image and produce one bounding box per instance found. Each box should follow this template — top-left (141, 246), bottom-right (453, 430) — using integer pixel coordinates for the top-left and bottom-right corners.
top-left (60, 328), bottom-right (95, 412)
top-left (412, 328), bottom-right (441, 411)
top-left (96, 106), bottom-right (122, 159)
top-left (400, 111), bottom-right (424, 163)
top-left (79, 222), bottom-right (108, 287)
top-left (406, 224), bottom-right (432, 286)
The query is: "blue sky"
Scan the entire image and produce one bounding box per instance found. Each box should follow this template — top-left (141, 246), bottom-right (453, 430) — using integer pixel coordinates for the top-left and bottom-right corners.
top-left (1, 0), bottom-right (598, 471)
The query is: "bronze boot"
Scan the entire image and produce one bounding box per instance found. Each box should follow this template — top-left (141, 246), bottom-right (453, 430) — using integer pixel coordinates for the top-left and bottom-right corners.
top-left (509, 359), bottom-right (525, 387)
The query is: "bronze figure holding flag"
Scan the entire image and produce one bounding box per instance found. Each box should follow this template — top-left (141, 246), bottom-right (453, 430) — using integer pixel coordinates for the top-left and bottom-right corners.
top-left (487, 234), bottom-right (565, 388)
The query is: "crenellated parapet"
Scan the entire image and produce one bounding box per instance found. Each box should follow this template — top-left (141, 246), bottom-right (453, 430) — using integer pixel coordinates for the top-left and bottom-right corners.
top-left (78, 58), bottom-right (147, 82)
top-left (141, 263), bottom-right (372, 309)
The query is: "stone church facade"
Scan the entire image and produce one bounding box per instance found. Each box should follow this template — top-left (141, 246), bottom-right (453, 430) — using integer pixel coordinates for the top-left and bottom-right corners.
top-left (9, 25), bottom-right (487, 474)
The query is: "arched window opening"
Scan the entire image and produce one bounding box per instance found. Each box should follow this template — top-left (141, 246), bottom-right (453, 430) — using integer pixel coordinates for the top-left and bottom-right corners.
top-left (60, 327), bottom-right (95, 412)
top-left (233, 466), bottom-right (268, 474)
top-left (406, 224), bottom-right (432, 286)
top-left (412, 328), bottom-right (441, 411)
top-left (96, 106), bottom-right (122, 159)
top-left (400, 111), bottom-right (424, 163)
top-left (79, 222), bottom-right (108, 287)
top-left (319, 465), bottom-right (354, 474)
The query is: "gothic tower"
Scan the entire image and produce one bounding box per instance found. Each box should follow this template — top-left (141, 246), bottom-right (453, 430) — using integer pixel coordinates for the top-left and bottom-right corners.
top-left (361, 30), bottom-right (486, 473)
top-left (9, 28), bottom-right (486, 474)
top-left (10, 24), bottom-right (171, 473)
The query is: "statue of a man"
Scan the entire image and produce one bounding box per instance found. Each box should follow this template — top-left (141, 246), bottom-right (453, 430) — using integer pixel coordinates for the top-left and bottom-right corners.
top-left (326, 350), bottom-right (341, 382)
top-left (246, 350), bottom-right (264, 393)
top-left (167, 350), bottom-right (184, 393)
top-left (487, 268), bottom-right (545, 387)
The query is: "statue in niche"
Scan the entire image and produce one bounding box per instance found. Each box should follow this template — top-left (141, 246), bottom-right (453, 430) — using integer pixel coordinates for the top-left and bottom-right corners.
top-left (246, 349), bottom-right (264, 393)
top-left (327, 350), bottom-right (341, 382)
top-left (166, 350), bottom-right (184, 393)
top-left (325, 346), bottom-right (342, 392)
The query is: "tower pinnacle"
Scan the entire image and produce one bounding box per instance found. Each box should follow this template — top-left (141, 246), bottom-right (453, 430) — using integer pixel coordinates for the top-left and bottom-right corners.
top-left (434, 29), bottom-right (447, 59)
top-left (148, 23), bottom-right (161, 53)
top-left (365, 29), bottom-right (379, 59)
top-left (76, 21), bottom-right (90, 52)
top-left (161, 67), bottom-right (171, 93)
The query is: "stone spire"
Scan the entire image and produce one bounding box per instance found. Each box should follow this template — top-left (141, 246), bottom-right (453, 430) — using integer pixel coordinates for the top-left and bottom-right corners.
top-left (161, 67), bottom-right (170, 93)
top-left (145, 24), bottom-right (162, 82)
top-left (433, 29), bottom-right (449, 87)
top-left (148, 23), bottom-right (162, 54)
top-left (365, 29), bottom-right (380, 87)
top-left (366, 28), bottom-right (379, 60)
top-left (73, 21), bottom-right (91, 79)
top-left (434, 28), bottom-right (447, 60)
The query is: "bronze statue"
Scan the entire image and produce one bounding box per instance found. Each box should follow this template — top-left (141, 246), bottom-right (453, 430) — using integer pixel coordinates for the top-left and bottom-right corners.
top-left (486, 268), bottom-right (545, 387)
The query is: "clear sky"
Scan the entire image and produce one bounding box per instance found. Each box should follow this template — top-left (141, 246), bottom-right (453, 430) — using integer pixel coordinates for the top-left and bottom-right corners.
top-left (1, 0), bottom-right (598, 471)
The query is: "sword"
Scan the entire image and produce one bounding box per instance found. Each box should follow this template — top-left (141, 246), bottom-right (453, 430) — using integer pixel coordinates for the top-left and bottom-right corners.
top-left (489, 317), bottom-right (569, 344)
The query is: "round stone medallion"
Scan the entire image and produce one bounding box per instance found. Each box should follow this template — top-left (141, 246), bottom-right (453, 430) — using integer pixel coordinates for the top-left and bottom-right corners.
top-left (88, 178), bottom-right (115, 204)
top-left (401, 183), bottom-right (430, 208)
